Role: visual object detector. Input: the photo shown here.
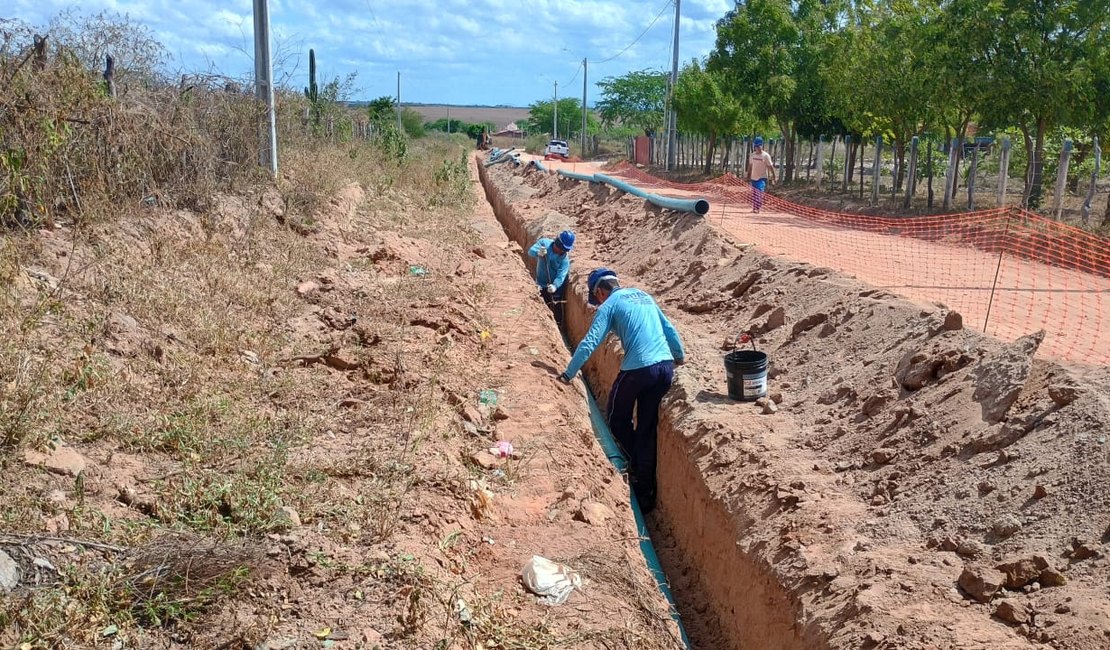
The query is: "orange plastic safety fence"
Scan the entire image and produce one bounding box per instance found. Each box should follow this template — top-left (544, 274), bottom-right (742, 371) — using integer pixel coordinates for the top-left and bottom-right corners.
top-left (606, 163), bottom-right (1110, 366)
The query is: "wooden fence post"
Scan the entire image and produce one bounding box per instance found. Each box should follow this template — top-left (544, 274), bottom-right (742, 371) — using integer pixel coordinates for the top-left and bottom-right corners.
top-left (870, 135), bottom-right (882, 206)
top-left (104, 54), bottom-right (116, 98)
top-left (927, 139), bottom-right (934, 207)
top-left (842, 135), bottom-right (851, 192)
top-left (967, 143), bottom-right (979, 210)
top-left (1053, 138), bottom-right (1073, 219)
top-left (815, 136), bottom-right (826, 190)
top-left (903, 136), bottom-right (919, 208)
top-left (1081, 136), bottom-right (1101, 224)
top-left (996, 137), bottom-right (1011, 208)
top-left (943, 138), bottom-right (959, 209)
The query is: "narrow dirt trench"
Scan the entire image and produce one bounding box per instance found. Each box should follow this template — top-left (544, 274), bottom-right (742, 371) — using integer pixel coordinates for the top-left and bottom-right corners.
top-left (475, 159), bottom-right (784, 649)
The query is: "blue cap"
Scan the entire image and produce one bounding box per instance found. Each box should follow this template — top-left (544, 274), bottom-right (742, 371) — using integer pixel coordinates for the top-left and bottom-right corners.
top-left (753, 136), bottom-right (764, 147)
top-left (557, 230), bottom-right (575, 251)
top-left (587, 267), bottom-right (618, 305)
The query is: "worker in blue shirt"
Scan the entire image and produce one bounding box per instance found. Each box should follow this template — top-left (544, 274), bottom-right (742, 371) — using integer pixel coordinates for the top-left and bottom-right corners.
top-left (527, 230), bottom-right (575, 326)
top-left (557, 268), bottom-right (685, 512)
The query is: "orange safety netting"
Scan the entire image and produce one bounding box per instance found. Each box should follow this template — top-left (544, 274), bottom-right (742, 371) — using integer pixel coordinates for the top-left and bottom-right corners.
top-left (607, 162), bottom-right (1110, 366)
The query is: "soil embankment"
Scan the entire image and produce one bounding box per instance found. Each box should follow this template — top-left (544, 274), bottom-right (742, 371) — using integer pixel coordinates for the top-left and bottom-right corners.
top-left (479, 161), bottom-right (1110, 650)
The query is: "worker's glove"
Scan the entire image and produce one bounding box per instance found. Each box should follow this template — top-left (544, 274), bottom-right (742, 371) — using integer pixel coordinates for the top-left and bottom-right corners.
top-left (536, 246), bottom-right (548, 257)
top-left (556, 373), bottom-right (572, 385)
top-left (546, 284), bottom-right (556, 294)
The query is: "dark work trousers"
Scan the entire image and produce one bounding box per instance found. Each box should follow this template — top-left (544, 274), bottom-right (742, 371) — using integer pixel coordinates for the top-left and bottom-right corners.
top-left (540, 283), bottom-right (566, 326)
top-left (606, 360), bottom-right (674, 511)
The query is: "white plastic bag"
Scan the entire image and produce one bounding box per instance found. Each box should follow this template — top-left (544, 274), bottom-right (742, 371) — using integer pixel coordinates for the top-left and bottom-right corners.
top-left (521, 555), bottom-right (582, 605)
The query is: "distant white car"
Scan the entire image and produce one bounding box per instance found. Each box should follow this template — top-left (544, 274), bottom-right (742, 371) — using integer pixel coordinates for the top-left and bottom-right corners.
top-left (544, 139), bottom-right (569, 157)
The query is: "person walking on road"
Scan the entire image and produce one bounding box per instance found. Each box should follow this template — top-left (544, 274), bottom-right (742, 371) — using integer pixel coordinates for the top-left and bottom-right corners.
top-left (746, 136), bottom-right (776, 213)
top-left (557, 268), bottom-right (686, 513)
top-left (528, 230), bottom-right (576, 325)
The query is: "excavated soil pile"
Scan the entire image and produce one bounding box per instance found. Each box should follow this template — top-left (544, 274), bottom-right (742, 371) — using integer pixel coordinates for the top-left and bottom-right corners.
top-left (479, 162), bottom-right (1110, 650)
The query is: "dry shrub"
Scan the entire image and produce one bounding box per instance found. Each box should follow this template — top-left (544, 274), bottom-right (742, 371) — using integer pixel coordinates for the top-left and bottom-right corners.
top-left (0, 23), bottom-right (310, 229)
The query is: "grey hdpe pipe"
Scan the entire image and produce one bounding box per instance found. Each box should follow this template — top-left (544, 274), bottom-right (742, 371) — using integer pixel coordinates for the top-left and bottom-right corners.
top-left (556, 170), bottom-right (710, 216)
top-left (531, 159), bottom-right (548, 172)
top-left (567, 355), bottom-right (692, 649)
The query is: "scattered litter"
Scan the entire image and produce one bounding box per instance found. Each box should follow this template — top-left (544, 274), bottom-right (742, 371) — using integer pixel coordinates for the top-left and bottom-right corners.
top-left (408, 265), bottom-right (428, 277)
top-left (528, 346), bottom-right (539, 356)
top-left (455, 597), bottom-right (473, 625)
top-left (100, 624), bottom-right (119, 637)
top-left (489, 440), bottom-right (514, 458)
top-left (521, 555), bottom-right (583, 605)
top-left (482, 536), bottom-right (496, 545)
top-left (313, 627), bottom-right (331, 640)
top-left (478, 389), bottom-right (499, 406)
top-left (489, 469), bottom-right (505, 479)
top-left (480, 329), bottom-right (492, 341)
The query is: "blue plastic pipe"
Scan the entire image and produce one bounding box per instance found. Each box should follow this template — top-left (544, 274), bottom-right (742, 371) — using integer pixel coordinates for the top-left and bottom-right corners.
top-left (556, 170), bottom-right (711, 216)
top-left (556, 169), bottom-right (599, 183)
top-left (531, 159), bottom-right (549, 172)
top-left (594, 173), bottom-right (711, 216)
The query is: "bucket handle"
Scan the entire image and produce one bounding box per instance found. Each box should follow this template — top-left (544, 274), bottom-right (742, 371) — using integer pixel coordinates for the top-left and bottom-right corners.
top-left (732, 331), bottom-right (758, 352)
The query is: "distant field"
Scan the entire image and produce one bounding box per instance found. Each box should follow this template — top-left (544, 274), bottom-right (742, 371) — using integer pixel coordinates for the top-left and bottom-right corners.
top-left (403, 104), bottom-right (531, 129)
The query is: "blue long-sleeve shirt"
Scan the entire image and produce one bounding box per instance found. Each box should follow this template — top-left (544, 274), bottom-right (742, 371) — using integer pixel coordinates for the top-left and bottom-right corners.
top-left (563, 287), bottom-right (685, 379)
top-left (527, 238), bottom-right (570, 289)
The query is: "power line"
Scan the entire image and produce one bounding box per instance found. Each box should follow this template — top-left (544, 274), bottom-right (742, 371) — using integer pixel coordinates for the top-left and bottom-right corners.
top-left (593, 0), bottom-right (673, 65)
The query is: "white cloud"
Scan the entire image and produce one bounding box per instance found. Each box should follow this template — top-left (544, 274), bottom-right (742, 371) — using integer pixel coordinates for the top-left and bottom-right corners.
top-left (6, 0), bottom-right (730, 104)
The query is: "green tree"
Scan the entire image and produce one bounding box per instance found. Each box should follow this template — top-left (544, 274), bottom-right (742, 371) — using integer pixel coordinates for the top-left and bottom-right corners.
top-left (595, 69), bottom-right (668, 136)
top-left (948, 0), bottom-right (1110, 208)
top-left (526, 98), bottom-right (597, 141)
top-left (709, 0), bottom-right (839, 181)
top-left (366, 96), bottom-right (396, 124)
top-left (400, 108), bottom-right (425, 138)
top-left (674, 60), bottom-right (755, 173)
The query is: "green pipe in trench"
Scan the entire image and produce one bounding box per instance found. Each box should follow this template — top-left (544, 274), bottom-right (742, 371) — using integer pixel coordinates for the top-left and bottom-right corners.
top-left (556, 329), bottom-right (692, 649)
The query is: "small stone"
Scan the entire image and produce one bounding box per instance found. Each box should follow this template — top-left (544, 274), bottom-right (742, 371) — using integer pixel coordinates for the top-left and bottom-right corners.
top-left (295, 280), bottom-right (319, 297)
top-left (1033, 485), bottom-right (1048, 499)
top-left (255, 638), bottom-right (297, 650)
top-left (995, 556), bottom-right (1049, 589)
top-left (943, 311), bottom-right (963, 331)
top-left (956, 540), bottom-right (985, 558)
top-left (978, 480), bottom-right (996, 495)
top-left (994, 599), bottom-right (1029, 624)
top-left (273, 506), bottom-right (301, 530)
top-left (764, 307), bottom-right (786, 331)
top-left (1039, 568), bottom-right (1067, 587)
top-left (0, 550), bottom-right (19, 592)
top-left (470, 450), bottom-right (504, 470)
top-left (958, 566), bottom-right (1005, 603)
top-left (1069, 542), bottom-right (1102, 561)
top-left (871, 449), bottom-right (897, 465)
top-left (574, 502), bottom-right (614, 526)
top-left (1054, 604), bottom-right (1071, 614)
top-left (762, 400), bottom-right (778, 415)
top-left (1047, 384), bottom-right (1081, 408)
top-left (991, 514), bottom-right (1022, 539)
top-left (769, 391), bottom-right (783, 404)
top-left (22, 446), bottom-right (88, 477)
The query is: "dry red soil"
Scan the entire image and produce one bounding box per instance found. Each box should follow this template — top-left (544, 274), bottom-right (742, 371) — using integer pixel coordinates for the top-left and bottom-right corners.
top-left (480, 160), bottom-right (1110, 650)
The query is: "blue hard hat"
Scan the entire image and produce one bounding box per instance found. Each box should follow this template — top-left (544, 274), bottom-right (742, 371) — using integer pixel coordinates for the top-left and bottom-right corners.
top-left (753, 136), bottom-right (764, 147)
top-left (587, 267), bottom-right (618, 305)
top-left (557, 230), bottom-right (576, 251)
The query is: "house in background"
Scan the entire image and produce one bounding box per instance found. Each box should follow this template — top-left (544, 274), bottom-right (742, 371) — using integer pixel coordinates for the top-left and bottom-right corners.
top-left (492, 121), bottom-right (525, 139)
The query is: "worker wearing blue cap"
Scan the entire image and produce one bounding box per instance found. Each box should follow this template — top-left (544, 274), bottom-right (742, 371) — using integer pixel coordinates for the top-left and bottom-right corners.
top-left (528, 229), bottom-right (575, 325)
top-left (557, 267), bottom-right (685, 513)
top-left (746, 136), bottom-right (776, 213)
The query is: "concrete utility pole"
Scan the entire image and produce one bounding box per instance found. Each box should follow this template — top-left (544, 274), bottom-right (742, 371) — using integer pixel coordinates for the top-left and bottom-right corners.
top-left (396, 71), bottom-right (403, 133)
top-left (666, 0), bottom-right (681, 171)
top-left (581, 58), bottom-right (588, 157)
top-left (252, 0), bottom-right (278, 175)
top-left (553, 80), bottom-right (558, 139)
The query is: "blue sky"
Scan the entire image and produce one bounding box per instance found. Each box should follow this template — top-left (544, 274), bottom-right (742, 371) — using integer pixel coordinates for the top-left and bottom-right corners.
top-left (7, 0), bottom-right (731, 106)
